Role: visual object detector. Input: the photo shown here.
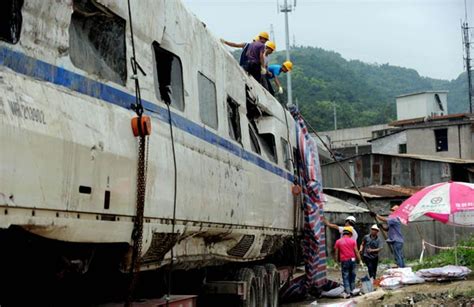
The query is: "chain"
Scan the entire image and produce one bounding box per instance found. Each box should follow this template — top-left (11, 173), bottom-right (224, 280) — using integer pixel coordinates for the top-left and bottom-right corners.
top-left (126, 133), bottom-right (149, 306)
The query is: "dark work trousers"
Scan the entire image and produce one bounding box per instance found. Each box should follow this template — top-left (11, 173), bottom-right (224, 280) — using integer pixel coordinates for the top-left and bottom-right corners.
top-left (363, 256), bottom-right (379, 279)
top-left (264, 75), bottom-right (275, 95)
top-left (244, 62), bottom-right (261, 83)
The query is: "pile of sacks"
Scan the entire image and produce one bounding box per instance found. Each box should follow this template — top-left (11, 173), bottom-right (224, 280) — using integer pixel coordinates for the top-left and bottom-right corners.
top-left (379, 268), bottom-right (425, 290)
top-left (416, 265), bottom-right (472, 281)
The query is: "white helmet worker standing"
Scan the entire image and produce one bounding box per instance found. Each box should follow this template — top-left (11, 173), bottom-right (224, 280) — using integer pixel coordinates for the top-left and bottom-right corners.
top-left (323, 215), bottom-right (359, 243)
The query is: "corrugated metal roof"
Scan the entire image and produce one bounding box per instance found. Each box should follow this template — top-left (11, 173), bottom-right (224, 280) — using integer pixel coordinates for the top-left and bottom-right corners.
top-left (324, 195), bottom-right (369, 213)
top-left (323, 153), bottom-right (474, 165)
top-left (325, 185), bottom-right (423, 199)
top-left (390, 113), bottom-right (472, 127)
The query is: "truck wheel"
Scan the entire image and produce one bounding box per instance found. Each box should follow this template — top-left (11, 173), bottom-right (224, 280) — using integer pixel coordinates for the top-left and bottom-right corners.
top-left (236, 268), bottom-right (258, 307)
top-left (264, 264), bottom-right (280, 307)
top-left (252, 266), bottom-right (268, 307)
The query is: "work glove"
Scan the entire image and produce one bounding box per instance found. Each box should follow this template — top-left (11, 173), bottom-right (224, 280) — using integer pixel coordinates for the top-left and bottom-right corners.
top-left (261, 67), bottom-right (267, 75)
top-left (369, 211), bottom-right (377, 218)
top-left (278, 87), bottom-right (284, 94)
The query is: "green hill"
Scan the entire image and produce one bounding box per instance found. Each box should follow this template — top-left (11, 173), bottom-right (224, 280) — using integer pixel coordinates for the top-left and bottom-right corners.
top-left (264, 46), bottom-right (472, 131)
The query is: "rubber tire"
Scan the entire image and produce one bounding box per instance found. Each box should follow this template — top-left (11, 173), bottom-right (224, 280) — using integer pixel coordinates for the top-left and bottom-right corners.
top-left (264, 264), bottom-right (280, 307)
top-left (236, 267), bottom-right (258, 307)
top-left (252, 266), bottom-right (268, 307)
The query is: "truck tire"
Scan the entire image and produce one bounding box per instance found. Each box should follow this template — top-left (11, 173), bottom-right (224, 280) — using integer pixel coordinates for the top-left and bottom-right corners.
top-left (236, 268), bottom-right (257, 307)
top-left (252, 266), bottom-right (268, 307)
top-left (264, 264), bottom-right (280, 307)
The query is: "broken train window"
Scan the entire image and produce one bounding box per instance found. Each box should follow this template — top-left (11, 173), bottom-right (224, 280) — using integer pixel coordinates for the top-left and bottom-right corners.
top-left (198, 72), bottom-right (218, 129)
top-left (227, 96), bottom-right (241, 143)
top-left (248, 124), bottom-right (261, 154)
top-left (0, 0), bottom-right (24, 44)
top-left (69, 0), bottom-right (127, 85)
top-left (153, 42), bottom-right (185, 111)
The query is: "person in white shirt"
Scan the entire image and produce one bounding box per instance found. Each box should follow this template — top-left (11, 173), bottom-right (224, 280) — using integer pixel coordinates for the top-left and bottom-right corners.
top-left (323, 215), bottom-right (359, 243)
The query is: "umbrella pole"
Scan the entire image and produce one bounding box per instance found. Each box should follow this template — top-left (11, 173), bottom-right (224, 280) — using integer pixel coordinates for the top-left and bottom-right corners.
top-left (453, 215), bottom-right (458, 265)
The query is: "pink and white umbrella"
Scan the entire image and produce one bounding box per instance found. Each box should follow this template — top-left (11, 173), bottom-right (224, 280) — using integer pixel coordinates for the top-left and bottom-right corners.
top-left (391, 181), bottom-right (474, 227)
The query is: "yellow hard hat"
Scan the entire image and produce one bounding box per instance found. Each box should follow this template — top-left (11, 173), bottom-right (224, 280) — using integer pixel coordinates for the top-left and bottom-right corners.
top-left (343, 226), bottom-right (353, 234)
top-left (282, 61), bottom-right (293, 71)
top-left (254, 36), bottom-right (260, 42)
top-left (265, 41), bottom-right (276, 51)
top-left (258, 31), bottom-right (270, 40)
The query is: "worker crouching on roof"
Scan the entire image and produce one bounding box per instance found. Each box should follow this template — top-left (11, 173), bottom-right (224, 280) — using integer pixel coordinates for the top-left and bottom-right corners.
top-left (243, 32), bottom-right (272, 83)
top-left (359, 224), bottom-right (382, 279)
top-left (334, 227), bottom-right (363, 298)
top-left (220, 33), bottom-right (264, 67)
top-left (264, 61), bottom-right (293, 96)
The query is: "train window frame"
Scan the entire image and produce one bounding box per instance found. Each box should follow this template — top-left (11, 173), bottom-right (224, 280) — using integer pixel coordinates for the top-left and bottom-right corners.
top-left (259, 133), bottom-right (278, 164)
top-left (198, 72), bottom-right (218, 129)
top-left (227, 96), bottom-right (241, 144)
top-left (69, 0), bottom-right (127, 85)
top-left (152, 42), bottom-right (185, 111)
top-left (248, 124), bottom-right (261, 155)
top-left (281, 137), bottom-right (291, 170)
top-left (0, 0), bottom-right (24, 44)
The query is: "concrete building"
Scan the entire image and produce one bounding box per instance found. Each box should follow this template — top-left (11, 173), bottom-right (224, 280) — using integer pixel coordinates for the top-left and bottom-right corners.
top-left (322, 153), bottom-right (474, 188)
top-left (396, 91), bottom-right (448, 120)
top-left (319, 124), bottom-right (389, 158)
top-left (371, 114), bottom-right (474, 160)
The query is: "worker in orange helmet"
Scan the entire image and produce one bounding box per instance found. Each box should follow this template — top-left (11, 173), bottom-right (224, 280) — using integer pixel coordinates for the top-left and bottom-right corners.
top-left (265, 60), bottom-right (293, 96)
top-left (220, 32), bottom-right (269, 68)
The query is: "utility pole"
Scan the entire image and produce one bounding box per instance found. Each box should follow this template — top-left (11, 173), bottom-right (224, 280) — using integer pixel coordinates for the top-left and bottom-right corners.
top-left (333, 99), bottom-right (337, 130)
top-left (280, 0), bottom-right (295, 106)
top-left (270, 24), bottom-right (275, 42)
top-left (462, 0), bottom-right (473, 113)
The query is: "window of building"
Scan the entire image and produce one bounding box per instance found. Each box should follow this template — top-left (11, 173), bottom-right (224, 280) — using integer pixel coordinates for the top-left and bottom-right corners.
top-left (152, 42), bottom-right (185, 110)
top-left (398, 143), bottom-right (407, 154)
top-left (281, 138), bottom-right (291, 170)
top-left (259, 133), bottom-right (278, 164)
top-left (248, 124), bottom-right (261, 154)
top-left (198, 72), bottom-right (218, 129)
top-left (0, 0), bottom-right (24, 44)
top-left (69, 0), bottom-right (127, 85)
top-left (227, 96), bottom-right (241, 143)
top-left (434, 128), bottom-right (448, 152)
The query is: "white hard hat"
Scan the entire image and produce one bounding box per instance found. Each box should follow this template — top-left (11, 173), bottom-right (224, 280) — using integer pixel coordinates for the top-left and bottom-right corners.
top-left (345, 216), bottom-right (356, 223)
top-left (371, 224), bottom-right (380, 231)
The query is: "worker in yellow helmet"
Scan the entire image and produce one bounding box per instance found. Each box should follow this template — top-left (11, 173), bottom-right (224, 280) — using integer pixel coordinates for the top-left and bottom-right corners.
top-left (264, 60), bottom-right (293, 96)
top-left (220, 32), bottom-right (269, 67)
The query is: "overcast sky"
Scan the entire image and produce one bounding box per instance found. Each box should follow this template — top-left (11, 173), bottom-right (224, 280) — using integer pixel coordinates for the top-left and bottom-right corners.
top-left (183, 0), bottom-right (473, 80)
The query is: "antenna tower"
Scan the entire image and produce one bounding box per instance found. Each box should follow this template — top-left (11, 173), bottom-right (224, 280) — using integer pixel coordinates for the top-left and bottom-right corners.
top-left (279, 0), bottom-right (296, 106)
top-left (462, 0), bottom-right (473, 113)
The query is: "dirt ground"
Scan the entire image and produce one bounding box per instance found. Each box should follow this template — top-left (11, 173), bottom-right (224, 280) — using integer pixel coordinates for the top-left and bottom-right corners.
top-left (283, 267), bottom-right (474, 306)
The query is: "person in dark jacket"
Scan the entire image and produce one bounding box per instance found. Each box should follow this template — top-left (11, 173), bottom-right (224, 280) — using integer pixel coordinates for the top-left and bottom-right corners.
top-left (359, 224), bottom-right (382, 279)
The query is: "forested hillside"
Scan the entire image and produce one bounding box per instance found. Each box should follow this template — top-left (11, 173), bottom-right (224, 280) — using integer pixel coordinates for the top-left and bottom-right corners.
top-left (262, 46), bottom-right (471, 131)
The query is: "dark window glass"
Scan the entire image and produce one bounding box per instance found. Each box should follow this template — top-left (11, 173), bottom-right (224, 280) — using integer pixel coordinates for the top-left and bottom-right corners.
top-left (198, 72), bottom-right (218, 129)
top-left (0, 0), bottom-right (24, 44)
top-left (434, 129), bottom-right (448, 152)
top-left (260, 133), bottom-right (278, 163)
top-left (398, 143), bottom-right (407, 154)
top-left (248, 124), bottom-right (261, 154)
top-left (227, 96), bottom-right (241, 143)
top-left (69, 0), bottom-right (127, 85)
top-left (281, 138), bottom-right (291, 170)
top-left (152, 42), bottom-right (185, 110)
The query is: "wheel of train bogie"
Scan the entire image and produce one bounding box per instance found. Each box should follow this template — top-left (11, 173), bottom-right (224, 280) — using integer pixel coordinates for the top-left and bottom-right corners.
top-left (252, 265), bottom-right (268, 307)
top-left (236, 267), bottom-right (258, 307)
top-left (264, 264), bottom-right (280, 307)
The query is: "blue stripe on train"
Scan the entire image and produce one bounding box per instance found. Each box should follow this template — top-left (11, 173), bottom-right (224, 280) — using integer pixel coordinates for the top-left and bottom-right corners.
top-left (0, 46), bottom-right (293, 182)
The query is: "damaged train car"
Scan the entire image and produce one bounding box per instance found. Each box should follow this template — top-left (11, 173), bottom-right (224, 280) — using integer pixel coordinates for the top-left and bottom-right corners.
top-left (0, 0), bottom-right (302, 304)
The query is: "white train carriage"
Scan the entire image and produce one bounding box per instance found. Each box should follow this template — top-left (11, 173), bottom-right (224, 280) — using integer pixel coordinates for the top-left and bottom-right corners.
top-left (0, 0), bottom-right (300, 273)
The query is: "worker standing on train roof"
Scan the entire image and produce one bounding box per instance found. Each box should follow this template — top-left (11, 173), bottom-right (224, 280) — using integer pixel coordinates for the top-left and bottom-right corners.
top-left (220, 32), bottom-right (269, 67)
top-left (242, 32), bottom-right (271, 83)
top-left (265, 61), bottom-right (293, 95)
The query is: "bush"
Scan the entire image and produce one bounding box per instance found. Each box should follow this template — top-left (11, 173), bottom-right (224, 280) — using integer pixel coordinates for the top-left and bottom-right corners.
top-left (414, 236), bottom-right (474, 270)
